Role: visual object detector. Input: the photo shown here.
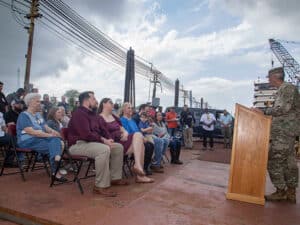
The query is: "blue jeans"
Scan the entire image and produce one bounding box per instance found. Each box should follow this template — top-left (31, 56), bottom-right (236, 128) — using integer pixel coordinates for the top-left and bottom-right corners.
top-left (152, 136), bottom-right (164, 166)
top-left (168, 128), bottom-right (177, 137)
top-left (161, 138), bottom-right (169, 156)
top-left (18, 137), bottom-right (62, 173)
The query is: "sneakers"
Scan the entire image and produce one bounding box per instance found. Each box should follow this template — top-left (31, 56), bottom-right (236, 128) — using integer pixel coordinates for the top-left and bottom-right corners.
top-left (59, 168), bottom-right (68, 175)
top-left (265, 188), bottom-right (287, 201)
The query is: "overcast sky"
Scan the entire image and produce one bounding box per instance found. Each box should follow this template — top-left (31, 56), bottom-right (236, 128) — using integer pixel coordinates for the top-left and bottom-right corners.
top-left (1, 0), bottom-right (300, 113)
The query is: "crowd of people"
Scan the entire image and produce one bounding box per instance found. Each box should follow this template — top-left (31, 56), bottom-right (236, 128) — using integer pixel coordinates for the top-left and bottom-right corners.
top-left (0, 83), bottom-right (190, 197)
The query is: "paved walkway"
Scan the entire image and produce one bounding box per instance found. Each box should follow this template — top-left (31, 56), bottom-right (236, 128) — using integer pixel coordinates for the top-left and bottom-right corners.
top-left (0, 143), bottom-right (299, 225)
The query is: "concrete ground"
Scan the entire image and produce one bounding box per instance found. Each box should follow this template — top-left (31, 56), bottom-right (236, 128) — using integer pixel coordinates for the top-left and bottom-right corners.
top-left (0, 142), bottom-right (299, 225)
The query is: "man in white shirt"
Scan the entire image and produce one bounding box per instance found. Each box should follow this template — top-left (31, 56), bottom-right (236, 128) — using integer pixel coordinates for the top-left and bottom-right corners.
top-left (200, 108), bottom-right (216, 150)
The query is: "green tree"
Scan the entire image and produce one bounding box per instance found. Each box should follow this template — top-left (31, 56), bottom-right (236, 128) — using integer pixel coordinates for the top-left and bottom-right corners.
top-left (64, 89), bottom-right (80, 111)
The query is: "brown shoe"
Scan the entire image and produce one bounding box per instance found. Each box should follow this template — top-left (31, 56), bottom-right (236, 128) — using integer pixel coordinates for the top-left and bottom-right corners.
top-left (287, 187), bottom-right (296, 204)
top-left (150, 165), bottom-right (164, 173)
top-left (265, 188), bottom-right (286, 201)
top-left (111, 179), bottom-right (129, 186)
top-left (93, 186), bottom-right (117, 197)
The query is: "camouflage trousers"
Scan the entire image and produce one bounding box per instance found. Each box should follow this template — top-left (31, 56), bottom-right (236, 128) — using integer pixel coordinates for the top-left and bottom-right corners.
top-left (268, 133), bottom-right (299, 189)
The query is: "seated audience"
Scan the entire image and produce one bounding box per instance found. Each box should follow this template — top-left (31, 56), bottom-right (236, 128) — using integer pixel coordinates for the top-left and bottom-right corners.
top-left (153, 112), bottom-right (183, 164)
top-left (98, 98), bottom-right (154, 183)
top-left (0, 81), bottom-right (8, 114)
top-left (16, 93), bottom-right (66, 182)
top-left (131, 104), bottom-right (165, 173)
top-left (68, 91), bottom-right (126, 197)
top-left (138, 112), bottom-right (154, 144)
top-left (4, 99), bottom-right (23, 125)
top-left (0, 111), bottom-right (16, 167)
top-left (47, 107), bottom-right (63, 132)
top-left (58, 106), bottom-right (70, 128)
top-left (119, 102), bottom-right (155, 175)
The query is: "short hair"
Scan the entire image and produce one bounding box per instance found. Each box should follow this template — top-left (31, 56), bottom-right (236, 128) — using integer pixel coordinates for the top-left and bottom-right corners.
top-left (0, 81), bottom-right (3, 85)
top-left (17, 88), bottom-right (25, 95)
top-left (139, 104), bottom-right (148, 112)
top-left (79, 91), bottom-right (94, 106)
top-left (268, 67), bottom-right (285, 81)
top-left (24, 93), bottom-right (41, 106)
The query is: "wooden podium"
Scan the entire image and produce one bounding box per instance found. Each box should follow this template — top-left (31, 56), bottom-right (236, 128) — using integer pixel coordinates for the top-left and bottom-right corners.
top-left (226, 104), bottom-right (272, 205)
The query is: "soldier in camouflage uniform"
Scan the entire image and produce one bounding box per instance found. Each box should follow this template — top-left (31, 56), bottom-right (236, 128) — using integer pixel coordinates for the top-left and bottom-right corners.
top-left (264, 67), bottom-right (300, 203)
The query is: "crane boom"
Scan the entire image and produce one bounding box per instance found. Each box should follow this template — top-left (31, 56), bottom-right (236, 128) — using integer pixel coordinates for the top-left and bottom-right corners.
top-left (269, 39), bottom-right (300, 84)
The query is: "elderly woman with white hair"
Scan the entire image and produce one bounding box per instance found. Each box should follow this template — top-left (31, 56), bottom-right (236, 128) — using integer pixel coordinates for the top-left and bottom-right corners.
top-left (16, 93), bottom-right (67, 182)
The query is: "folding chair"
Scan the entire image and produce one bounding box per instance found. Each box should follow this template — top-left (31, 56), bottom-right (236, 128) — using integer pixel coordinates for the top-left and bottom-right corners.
top-left (123, 154), bottom-right (134, 178)
top-left (50, 128), bottom-right (89, 194)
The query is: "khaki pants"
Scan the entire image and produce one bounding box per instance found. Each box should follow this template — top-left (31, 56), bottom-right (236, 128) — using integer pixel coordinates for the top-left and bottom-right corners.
top-left (183, 127), bottom-right (193, 148)
top-left (69, 141), bottom-right (123, 188)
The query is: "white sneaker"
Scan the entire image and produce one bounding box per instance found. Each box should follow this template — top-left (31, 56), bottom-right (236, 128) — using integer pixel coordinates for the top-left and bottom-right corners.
top-left (59, 168), bottom-right (68, 175)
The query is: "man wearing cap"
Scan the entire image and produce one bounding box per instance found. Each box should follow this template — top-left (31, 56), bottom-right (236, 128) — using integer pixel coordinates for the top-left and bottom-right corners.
top-left (261, 67), bottom-right (300, 203)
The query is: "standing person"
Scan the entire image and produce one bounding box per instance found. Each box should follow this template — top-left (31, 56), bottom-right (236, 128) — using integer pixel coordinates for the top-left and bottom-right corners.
top-left (41, 94), bottom-right (53, 120)
top-left (180, 105), bottom-right (195, 149)
top-left (165, 107), bottom-right (179, 137)
top-left (200, 108), bottom-right (216, 151)
top-left (0, 81), bottom-right (8, 114)
top-left (58, 96), bottom-right (69, 113)
top-left (68, 91), bottom-right (126, 197)
top-left (219, 109), bottom-right (233, 149)
top-left (98, 98), bottom-right (154, 183)
top-left (257, 67), bottom-right (299, 203)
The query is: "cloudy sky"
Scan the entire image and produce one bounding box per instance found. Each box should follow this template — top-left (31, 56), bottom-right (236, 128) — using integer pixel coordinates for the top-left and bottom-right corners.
top-left (1, 0), bottom-right (300, 113)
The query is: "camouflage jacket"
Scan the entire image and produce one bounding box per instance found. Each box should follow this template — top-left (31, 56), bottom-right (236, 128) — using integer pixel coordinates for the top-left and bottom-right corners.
top-left (265, 82), bottom-right (300, 135)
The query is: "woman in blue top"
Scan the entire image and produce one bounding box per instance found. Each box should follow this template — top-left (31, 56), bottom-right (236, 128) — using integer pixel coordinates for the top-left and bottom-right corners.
top-left (120, 102), bottom-right (155, 175)
top-left (16, 93), bottom-right (66, 182)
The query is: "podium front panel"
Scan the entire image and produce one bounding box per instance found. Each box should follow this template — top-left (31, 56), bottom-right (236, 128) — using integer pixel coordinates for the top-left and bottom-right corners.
top-left (226, 104), bottom-right (271, 205)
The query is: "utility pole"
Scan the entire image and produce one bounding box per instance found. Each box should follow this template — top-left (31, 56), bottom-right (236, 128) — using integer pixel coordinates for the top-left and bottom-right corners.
top-left (24, 0), bottom-right (40, 92)
top-left (124, 47), bottom-right (135, 107)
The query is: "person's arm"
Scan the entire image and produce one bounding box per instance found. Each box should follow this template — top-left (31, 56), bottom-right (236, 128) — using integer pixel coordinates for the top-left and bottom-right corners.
top-left (265, 85), bottom-right (296, 116)
top-left (44, 124), bottom-right (60, 137)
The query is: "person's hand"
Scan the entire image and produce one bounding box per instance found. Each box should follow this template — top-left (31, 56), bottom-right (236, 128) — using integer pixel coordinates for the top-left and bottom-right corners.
top-left (251, 107), bottom-right (264, 114)
top-left (103, 138), bottom-right (114, 149)
top-left (50, 130), bottom-right (61, 137)
top-left (120, 132), bottom-right (128, 141)
top-left (147, 127), bottom-right (154, 133)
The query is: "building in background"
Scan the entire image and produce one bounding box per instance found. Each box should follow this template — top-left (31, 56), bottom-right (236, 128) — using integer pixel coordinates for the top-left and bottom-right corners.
top-left (253, 81), bottom-right (277, 109)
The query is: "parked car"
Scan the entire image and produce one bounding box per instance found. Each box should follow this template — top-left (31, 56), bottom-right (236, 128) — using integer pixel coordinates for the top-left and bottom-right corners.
top-left (165, 107), bottom-right (234, 139)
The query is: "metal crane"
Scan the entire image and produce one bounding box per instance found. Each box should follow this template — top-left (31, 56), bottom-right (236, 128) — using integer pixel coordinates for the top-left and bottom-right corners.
top-left (269, 38), bottom-right (300, 85)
